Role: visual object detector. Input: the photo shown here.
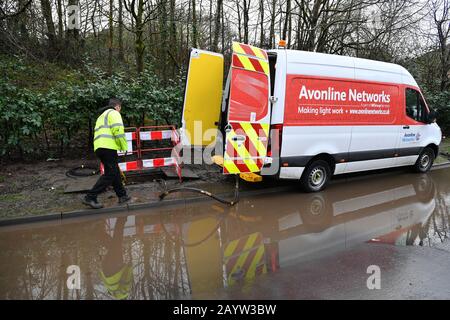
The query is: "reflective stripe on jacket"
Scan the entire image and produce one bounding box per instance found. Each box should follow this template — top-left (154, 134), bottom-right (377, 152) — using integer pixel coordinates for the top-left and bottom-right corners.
top-left (100, 265), bottom-right (133, 300)
top-left (93, 109), bottom-right (127, 152)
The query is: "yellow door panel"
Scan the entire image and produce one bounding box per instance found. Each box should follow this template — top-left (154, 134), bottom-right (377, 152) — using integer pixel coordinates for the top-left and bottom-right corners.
top-left (184, 217), bottom-right (222, 295)
top-left (181, 49), bottom-right (224, 147)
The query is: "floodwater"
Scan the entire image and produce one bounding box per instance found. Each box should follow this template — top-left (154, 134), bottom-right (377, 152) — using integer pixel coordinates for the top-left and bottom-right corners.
top-left (0, 168), bottom-right (449, 299)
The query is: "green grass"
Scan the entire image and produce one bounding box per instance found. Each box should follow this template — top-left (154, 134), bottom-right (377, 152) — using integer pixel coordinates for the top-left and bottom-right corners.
top-left (435, 137), bottom-right (450, 165)
top-left (0, 193), bottom-right (25, 202)
top-left (439, 137), bottom-right (450, 154)
top-left (434, 155), bottom-right (449, 165)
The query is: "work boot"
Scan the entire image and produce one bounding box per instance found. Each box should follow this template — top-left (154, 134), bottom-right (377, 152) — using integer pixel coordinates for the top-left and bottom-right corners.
top-left (118, 194), bottom-right (131, 204)
top-left (82, 196), bottom-right (104, 209)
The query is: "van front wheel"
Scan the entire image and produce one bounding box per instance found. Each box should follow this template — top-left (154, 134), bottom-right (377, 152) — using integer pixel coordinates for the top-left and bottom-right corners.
top-left (413, 147), bottom-right (435, 173)
top-left (300, 160), bottom-right (331, 192)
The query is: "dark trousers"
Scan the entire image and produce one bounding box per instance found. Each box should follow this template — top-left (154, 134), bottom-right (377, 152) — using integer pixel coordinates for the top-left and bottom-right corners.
top-left (87, 148), bottom-right (127, 200)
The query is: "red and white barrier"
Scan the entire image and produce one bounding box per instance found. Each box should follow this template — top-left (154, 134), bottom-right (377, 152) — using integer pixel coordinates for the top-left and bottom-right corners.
top-left (100, 125), bottom-right (182, 181)
top-left (142, 157), bottom-right (175, 169)
top-left (118, 161), bottom-right (140, 172)
top-left (139, 130), bottom-right (172, 141)
top-left (118, 131), bottom-right (137, 156)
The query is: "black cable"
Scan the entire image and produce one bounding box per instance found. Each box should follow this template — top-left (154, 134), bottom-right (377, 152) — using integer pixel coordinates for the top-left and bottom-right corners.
top-left (158, 174), bottom-right (240, 206)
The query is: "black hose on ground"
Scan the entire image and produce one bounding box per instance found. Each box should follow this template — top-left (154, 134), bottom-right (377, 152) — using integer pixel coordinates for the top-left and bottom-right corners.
top-left (158, 174), bottom-right (240, 206)
top-left (65, 165), bottom-right (99, 178)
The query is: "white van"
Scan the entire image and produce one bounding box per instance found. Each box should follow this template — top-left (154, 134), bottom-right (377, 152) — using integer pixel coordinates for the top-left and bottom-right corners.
top-left (181, 42), bottom-right (441, 192)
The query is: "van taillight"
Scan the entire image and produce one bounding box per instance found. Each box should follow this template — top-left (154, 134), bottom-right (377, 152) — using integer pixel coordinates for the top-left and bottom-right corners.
top-left (268, 124), bottom-right (283, 157)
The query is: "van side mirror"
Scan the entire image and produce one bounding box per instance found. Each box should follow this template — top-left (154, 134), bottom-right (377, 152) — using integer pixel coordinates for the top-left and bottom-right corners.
top-left (427, 110), bottom-right (437, 124)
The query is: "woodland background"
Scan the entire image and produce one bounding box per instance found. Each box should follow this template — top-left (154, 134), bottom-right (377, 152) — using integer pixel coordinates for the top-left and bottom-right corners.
top-left (0, 0), bottom-right (449, 160)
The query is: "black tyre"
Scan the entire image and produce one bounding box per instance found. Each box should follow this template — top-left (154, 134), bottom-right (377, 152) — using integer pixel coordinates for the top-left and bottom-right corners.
top-left (300, 159), bottom-right (332, 192)
top-left (413, 174), bottom-right (435, 202)
top-left (299, 193), bottom-right (332, 227)
top-left (413, 147), bottom-right (435, 173)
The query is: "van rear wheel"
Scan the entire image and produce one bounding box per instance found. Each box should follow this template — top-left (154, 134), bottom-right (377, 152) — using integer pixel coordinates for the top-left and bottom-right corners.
top-left (413, 147), bottom-right (435, 173)
top-left (300, 160), bottom-right (331, 192)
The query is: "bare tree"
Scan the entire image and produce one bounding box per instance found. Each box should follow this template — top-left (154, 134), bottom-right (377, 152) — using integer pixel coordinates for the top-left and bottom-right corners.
top-left (0, 0), bottom-right (32, 20)
top-left (212, 0), bottom-right (222, 51)
top-left (118, 0), bottom-right (125, 61)
top-left (40, 0), bottom-right (57, 56)
top-left (192, 0), bottom-right (198, 47)
top-left (431, 0), bottom-right (450, 91)
top-left (123, 0), bottom-right (159, 74)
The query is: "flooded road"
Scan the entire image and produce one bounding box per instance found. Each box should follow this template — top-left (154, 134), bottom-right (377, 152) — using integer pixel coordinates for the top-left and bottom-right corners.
top-left (1, 168), bottom-right (449, 299)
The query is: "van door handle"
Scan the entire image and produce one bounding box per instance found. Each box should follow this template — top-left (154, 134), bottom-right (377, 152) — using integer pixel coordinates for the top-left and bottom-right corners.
top-left (403, 125), bottom-right (410, 129)
top-left (232, 135), bottom-right (246, 143)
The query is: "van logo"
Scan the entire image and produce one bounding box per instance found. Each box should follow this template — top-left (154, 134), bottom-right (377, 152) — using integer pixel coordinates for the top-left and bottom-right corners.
top-left (416, 133), bottom-right (421, 141)
top-left (402, 133), bottom-right (416, 142)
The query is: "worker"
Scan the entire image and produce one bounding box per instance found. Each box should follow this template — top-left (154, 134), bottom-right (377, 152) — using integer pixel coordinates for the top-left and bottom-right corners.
top-left (100, 216), bottom-right (133, 299)
top-left (83, 98), bottom-right (131, 209)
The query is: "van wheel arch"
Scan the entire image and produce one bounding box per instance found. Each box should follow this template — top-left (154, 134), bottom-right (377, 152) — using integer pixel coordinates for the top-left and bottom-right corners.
top-left (304, 153), bottom-right (336, 175)
top-left (425, 143), bottom-right (438, 158)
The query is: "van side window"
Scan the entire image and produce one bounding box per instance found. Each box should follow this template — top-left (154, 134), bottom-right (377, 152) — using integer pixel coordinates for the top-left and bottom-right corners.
top-left (405, 88), bottom-right (427, 123)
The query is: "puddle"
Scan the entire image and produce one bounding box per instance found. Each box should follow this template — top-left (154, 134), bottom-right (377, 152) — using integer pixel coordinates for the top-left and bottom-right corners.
top-left (0, 169), bottom-right (449, 299)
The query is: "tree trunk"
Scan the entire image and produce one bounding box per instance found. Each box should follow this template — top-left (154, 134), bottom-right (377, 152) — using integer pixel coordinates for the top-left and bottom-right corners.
top-left (212, 0), bottom-right (222, 51)
top-left (236, 0), bottom-right (242, 42)
top-left (118, 0), bottom-right (125, 62)
top-left (259, 0), bottom-right (264, 47)
top-left (17, 0), bottom-right (29, 40)
top-left (243, 0), bottom-right (250, 44)
top-left (135, 0), bottom-right (145, 75)
top-left (282, 0), bottom-right (290, 41)
top-left (169, 0), bottom-right (177, 76)
top-left (108, 0), bottom-right (114, 75)
top-left (307, 0), bottom-right (322, 51)
top-left (269, 0), bottom-right (276, 48)
top-left (158, 0), bottom-right (168, 82)
top-left (192, 0), bottom-right (198, 47)
top-left (221, 1), bottom-right (225, 53)
top-left (57, 0), bottom-right (64, 38)
top-left (40, 0), bottom-right (57, 56)
top-left (67, 0), bottom-right (81, 63)
top-left (209, 0), bottom-right (212, 48)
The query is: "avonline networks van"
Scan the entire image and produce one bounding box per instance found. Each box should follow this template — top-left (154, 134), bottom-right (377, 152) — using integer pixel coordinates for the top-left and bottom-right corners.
top-left (180, 42), bottom-right (441, 192)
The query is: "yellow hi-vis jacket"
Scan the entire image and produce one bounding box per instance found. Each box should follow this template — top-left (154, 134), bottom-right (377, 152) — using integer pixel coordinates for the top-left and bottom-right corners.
top-left (93, 109), bottom-right (127, 152)
top-left (100, 265), bottom-right (133, 300)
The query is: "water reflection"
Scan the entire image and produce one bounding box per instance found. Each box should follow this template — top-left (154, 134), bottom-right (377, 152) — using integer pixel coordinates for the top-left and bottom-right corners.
top-left (0, 170), bottom-right (449, 299)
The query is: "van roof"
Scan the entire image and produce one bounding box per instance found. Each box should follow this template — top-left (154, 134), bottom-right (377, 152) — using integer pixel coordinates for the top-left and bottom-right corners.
top-left (269, 49), bottom-right (418, 88)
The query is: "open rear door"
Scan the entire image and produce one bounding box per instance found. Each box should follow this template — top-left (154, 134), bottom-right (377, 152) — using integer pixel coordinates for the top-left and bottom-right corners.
top-left (181, 49), bottom-right (224, 147)
top-left (223, 42), bottom-right (270, 174)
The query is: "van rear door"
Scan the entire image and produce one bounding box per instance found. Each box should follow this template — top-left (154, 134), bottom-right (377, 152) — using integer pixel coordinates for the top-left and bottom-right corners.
top-left (223, 42), bottom-right (271, 174)
top-left (181, 49), bottom-right (224, 147)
